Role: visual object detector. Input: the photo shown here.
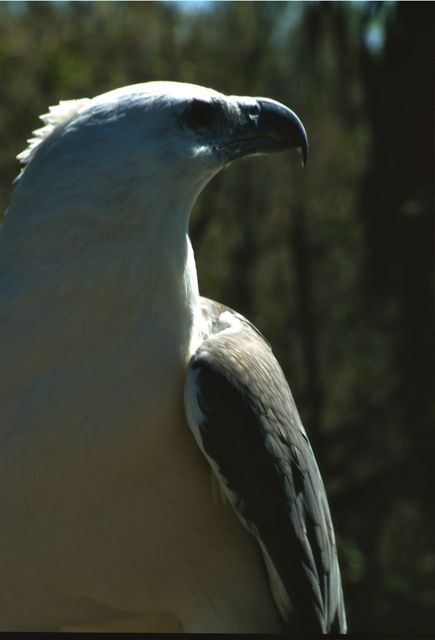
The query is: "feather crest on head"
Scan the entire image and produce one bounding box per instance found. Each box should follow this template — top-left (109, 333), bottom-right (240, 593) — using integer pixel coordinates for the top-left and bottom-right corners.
top-left (16, 98), bottom-right (90, 168)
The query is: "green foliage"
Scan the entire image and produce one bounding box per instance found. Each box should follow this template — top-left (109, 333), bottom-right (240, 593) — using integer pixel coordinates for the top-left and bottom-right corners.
top-left (0, 1), bottom-right (432, 632)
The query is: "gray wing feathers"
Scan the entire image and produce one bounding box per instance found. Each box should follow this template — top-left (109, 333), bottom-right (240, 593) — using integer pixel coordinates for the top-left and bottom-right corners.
top-left (184, 298), bottom-right (347, 633)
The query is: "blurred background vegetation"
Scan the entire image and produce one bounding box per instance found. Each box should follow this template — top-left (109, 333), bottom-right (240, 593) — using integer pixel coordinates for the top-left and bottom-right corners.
top-left (0, 0), bottom-right (433, 633)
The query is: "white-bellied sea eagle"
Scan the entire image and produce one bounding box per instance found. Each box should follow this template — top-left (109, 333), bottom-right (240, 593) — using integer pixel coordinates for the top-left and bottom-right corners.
top-left (0, 82), bottom-right (346, 634)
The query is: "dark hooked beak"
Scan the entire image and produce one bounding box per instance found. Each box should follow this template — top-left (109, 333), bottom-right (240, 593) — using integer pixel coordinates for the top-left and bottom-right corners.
top-left (220, 96), bottom-right (308, 167)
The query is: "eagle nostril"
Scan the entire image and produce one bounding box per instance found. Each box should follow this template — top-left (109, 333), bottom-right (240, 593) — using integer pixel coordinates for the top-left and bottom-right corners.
top-left (247, 103), bottom-right (260, 122)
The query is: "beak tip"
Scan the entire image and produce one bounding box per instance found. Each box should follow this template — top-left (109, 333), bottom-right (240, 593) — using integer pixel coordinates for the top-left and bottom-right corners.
top-left (298, 140), bottom-right (308, 168)
top-left (290, 108), bottom-right (308, 168)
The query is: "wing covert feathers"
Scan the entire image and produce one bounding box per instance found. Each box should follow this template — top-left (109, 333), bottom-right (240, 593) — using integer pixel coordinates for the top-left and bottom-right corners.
top-left (184, 298), bottom-right (347, 634)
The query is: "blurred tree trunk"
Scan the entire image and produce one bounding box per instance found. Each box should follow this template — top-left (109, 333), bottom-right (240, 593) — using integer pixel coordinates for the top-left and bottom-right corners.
top-left (359, 2), bottom-right (433, 495)
top-left (356, 2), bottom-right (434, 627)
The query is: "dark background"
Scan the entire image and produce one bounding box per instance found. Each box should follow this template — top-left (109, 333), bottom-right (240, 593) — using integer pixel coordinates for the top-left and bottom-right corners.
top-left (0, 1), bottom-right (433, 633)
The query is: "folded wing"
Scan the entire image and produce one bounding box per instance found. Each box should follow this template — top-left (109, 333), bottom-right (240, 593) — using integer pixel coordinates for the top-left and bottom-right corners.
top-left (184, 298), bottom-right (347, 634)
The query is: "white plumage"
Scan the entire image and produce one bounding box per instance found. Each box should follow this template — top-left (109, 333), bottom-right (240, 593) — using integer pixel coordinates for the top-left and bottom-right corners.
top-left (0, 82), bottom-right (345, 633)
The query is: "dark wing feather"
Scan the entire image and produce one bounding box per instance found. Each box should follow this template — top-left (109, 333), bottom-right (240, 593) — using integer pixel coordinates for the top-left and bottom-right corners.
top-left (184, 299), bottom-right (346, 634)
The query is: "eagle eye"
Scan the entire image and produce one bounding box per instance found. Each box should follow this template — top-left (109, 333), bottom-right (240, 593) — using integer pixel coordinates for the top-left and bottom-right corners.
top-left (186, 99), bottom-right (219, 130)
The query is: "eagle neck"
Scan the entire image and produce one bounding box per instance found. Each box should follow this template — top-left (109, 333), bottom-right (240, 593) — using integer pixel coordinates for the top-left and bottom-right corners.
top-left (135, 188), bottom-right (201, 363)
